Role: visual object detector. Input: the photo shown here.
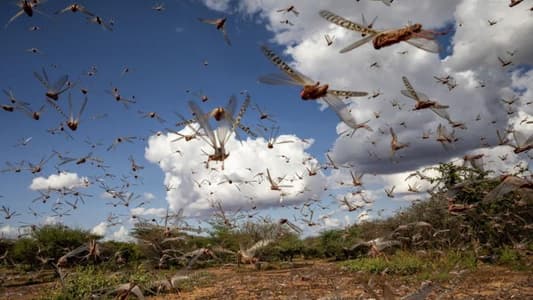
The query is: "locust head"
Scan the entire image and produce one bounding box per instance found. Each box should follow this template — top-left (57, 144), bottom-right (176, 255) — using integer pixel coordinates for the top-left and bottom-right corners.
top-left (413, 100), bottom-right (436, 110)
top-left (67, 121), bottom-right (78, 131)
top-left (46, 92), bottom-right (59, 101)
top-left (408, 23), bottom-right (423, 33)
top-left (23, 1), bottom-right (34, 16)
top-left (216, 18), bottom-right (227, 30)
top-left (211, 107), bottom-right (226, 121)
top-left (2, 105), bottom-right (14, 112)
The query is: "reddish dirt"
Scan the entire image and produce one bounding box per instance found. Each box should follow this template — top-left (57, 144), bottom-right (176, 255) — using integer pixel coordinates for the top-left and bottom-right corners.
top-left (150, 261), bottom-right (532, 300)
top-left (1, 282), bottom-right (56, 300)
top-left (1, 261), bottom-right (531, 299)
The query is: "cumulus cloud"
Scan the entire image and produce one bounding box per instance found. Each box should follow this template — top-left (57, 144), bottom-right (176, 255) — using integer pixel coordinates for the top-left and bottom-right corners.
top-left (30, 172), bottom-right (89, 191)
top-left (43, 216), bottom-right (60, 225)
top-left (145, 125), bottom-right (325, 216)
top-left (0, 225), bottom-right (17, 238)
top-left (237, 0), bottom-right (457, 45)
top-left (92, 222), bottom-right (135, 242)
top-left (325, 143), bottom-right (529, 207)
top-left (130, 207), bottom-right (167, 218)
top-left (153, 0), bottom-right (532, 229)
top-left (201, 0), bottom-right (232, 12)
top-left (357, 210), bottom-right (371, 223)
top-left (143, 192), bottom-right (156, 201)
top-left (91, 222), bottom-right (108, 237)
top-left (322, 214), bottom-right (340, 228)
top-left (109, 226), bottom-right (132, 242)
top-left (223, 0), bottom-right (533, 176)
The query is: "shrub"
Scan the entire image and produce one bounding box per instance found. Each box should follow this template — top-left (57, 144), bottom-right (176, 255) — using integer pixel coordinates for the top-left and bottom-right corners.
top-left (33, 224), bottom-right (100, 261)
top-left (319, 229), bottom-right (347, 259)
top-left (11, 238), bottom-right (39, 267)
top-left (100, 240), bottom-right (145, 265)
top-left (256, 233), bottom-right (303, 262)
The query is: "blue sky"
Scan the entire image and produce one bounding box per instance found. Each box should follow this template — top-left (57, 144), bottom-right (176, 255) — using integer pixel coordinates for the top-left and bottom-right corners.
top-left (0, 0), bottom-right (531, 239)
top-left (0, 0), bottom-right (344, 234)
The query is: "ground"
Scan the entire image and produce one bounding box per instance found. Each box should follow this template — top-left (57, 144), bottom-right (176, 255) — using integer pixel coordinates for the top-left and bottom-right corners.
top-left (1, 260), bottom-right (531, 299)
top-left (164, 261), bottom-right (532, 299)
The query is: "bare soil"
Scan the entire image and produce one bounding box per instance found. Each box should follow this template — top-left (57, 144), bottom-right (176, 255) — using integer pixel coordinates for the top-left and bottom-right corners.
top-left (0, 269), bottom-right (56, 300)
top-left (1, 260), bottom-right (531, 299)
top-left (153, 260), bottom-right (532, 300)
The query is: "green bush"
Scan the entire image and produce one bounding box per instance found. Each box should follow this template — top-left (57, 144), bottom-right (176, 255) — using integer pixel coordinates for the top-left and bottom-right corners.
top-left (100, 240), bottom-right (145, 265)
top-left (319, 229), bottom-right (347, 258)
top-left (11, 238), bottom-right (39, 267)
top-left (256, 233), bottom-right (303, 262)
top-left (33, 224), bottom-right (100, 261)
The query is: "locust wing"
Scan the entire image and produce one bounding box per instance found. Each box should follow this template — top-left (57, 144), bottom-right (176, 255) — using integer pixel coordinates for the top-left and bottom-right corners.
top-left (198, 18), bottom-right (218, 25)
top-left (319, 10), bottom-right (379, 35)
top-left (339, 34), bottom-right (378, 53)
top-left (322, 94), bottom-right (360, 129)
top-left (260, 45), bottom-right (314, 85)
top-left (244, 239), bottom-right (273, 257)
top-left (405, 38), bottom-right (440, 53)
top-left (187, 101), bottom-right (217, 148)
top-left (329, 90), bottom-right (368, 98)
top-left (401, 76), bottom-right (421, 101)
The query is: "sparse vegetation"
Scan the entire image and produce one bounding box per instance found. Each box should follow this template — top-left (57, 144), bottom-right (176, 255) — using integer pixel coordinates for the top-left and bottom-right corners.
top-left (342, 251), bottom-right (425, 275)
top-left (497, 246), bottom-right (528, 271)
top-left (43, 265), bottom-right (154, 299)
top-left (341, 250), bottom-right (478, 279)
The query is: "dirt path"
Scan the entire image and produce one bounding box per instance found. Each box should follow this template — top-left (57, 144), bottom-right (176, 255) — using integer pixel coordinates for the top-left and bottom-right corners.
top-left (0, 270), bottom-right (57, 300)
top-left (150, 261), bottom-right (533, 300)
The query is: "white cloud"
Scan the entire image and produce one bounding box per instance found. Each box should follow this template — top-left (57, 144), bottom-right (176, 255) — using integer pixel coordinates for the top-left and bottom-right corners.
top-left (130, 207), bottom-right (167, 218)
top-left (236, 0), bottom-right (458, 45)
top-left (357, 210), bottom-right (371, 223)
top-left (447, 0), bottom-right (533, 72)
top-left (223, 0), bottom-right (533, 176)
top-left (108, 226), bottom-right (132, 242)
top-left (322, 215), bottom-right (340, 228)
top-left (91, 223), bottom-right (133, 242)
top-left (143, 192), bottom-right (156, 201)
top-left (201, 0), bottom-right (232, 12)
top-left (43, 216), bottom-right (60, 225)
top-left (91, 222), bottom-right (108, 236)
top-left (145, 126), bottom-right (325, 216)
top-left (328, 143), bottom-right (530, 207)
top-left (172, 0), bottom-right (533, 225)
top-left (30, 172), bottom-right (89, 191)
top-left (0, 225), bottom-right (17, 238)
